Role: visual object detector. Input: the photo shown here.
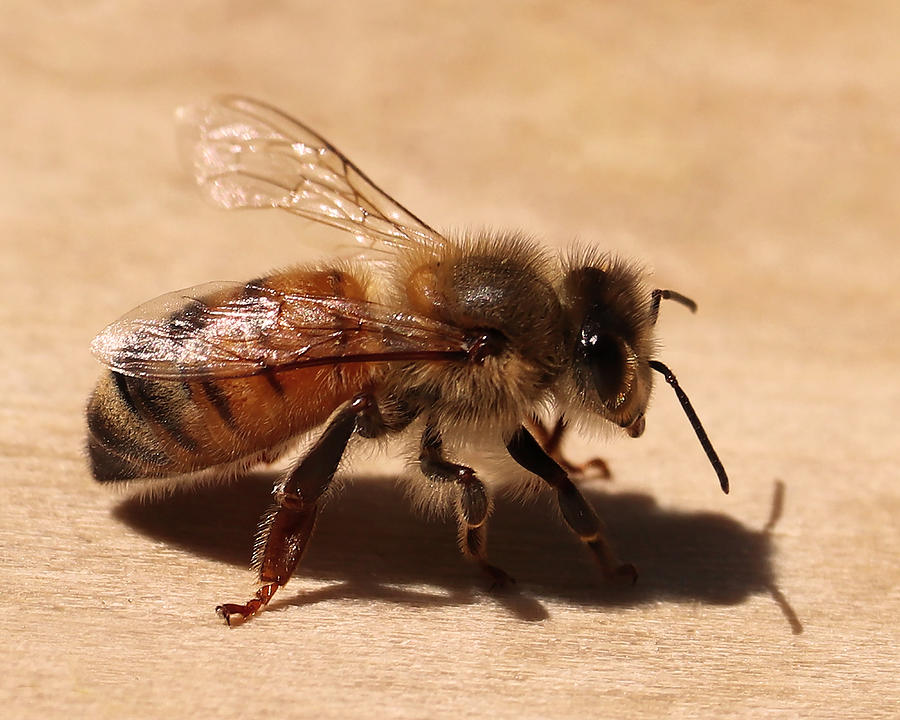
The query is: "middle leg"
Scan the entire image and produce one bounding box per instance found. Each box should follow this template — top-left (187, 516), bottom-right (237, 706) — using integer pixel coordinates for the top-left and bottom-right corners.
top-left (419, 424), bottom-right (513, 587)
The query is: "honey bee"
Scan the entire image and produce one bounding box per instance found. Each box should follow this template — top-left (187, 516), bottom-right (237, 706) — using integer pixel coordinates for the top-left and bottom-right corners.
top-left (86, 96), bottom-right (729, 624)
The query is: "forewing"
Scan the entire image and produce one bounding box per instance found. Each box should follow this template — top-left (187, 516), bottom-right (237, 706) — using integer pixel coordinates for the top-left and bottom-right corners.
top-left (91, 281), bottom-right (469, 381)
top-left (177, 95), bottom-right (446, 254)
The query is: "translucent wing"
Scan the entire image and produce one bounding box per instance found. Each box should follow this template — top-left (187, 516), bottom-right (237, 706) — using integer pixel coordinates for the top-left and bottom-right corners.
top-left (91, 281), bottom-right (470, 381)
top-left (176, 95), bottom-right (446, 255)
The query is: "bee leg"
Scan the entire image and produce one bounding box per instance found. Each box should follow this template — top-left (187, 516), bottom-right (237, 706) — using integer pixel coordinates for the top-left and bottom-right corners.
top-left (355, 393), bottom-right (419, 438)
top-left (419, 424), bottom-right (515, 588)
top-left (507, 426), bottom-right (637, 584)
top-left (526, 415), bottom-right (611, 480)
top-left (461, 525), bottom-right (515, 589)
top-left (216, 394), bottom-right (372, 625)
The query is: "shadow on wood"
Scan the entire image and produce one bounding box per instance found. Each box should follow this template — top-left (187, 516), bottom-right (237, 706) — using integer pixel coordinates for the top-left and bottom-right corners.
top-left (114, 473), bottom-right (800, 631)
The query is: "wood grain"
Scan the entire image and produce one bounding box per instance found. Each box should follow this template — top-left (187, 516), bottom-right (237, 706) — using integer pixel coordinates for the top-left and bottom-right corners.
top-left (2, 2), bottom-right (898, 718)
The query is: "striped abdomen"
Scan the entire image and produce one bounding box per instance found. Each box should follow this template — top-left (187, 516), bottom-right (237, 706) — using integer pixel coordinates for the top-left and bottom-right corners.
top-left (86, 266), bottom-right (375, 483)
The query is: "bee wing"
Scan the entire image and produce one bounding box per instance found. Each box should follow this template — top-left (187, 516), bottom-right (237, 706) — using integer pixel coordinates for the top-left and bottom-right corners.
top-left (176, 95), bottom-right (446, 255)
top-left (91, 281), bottom-right (470, 381)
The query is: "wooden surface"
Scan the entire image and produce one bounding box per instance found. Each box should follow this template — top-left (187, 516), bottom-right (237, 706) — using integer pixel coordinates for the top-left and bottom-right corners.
top-left (3, 2), bottom-right (899, 718)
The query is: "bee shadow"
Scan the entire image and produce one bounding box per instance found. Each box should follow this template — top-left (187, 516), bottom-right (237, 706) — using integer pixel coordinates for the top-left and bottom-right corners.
top-left (114, 473), bottom-right (801, 631)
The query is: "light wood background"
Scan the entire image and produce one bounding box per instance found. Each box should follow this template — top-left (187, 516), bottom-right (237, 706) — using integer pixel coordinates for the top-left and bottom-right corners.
top-left (3, 2), bottom-right (898, 718)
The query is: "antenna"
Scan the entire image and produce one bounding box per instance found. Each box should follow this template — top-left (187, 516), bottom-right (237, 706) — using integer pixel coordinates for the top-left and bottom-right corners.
top-left (649, 360), bottom-right (729, 494)
top-left (650, 288), bottom-right (697, 325)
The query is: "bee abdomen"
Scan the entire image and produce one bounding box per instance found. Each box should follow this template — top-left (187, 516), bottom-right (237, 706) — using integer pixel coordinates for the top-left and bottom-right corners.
top-left (85, 371), bottom-right (199, 482)
top-left (86, 265), bottom-right (378, 483)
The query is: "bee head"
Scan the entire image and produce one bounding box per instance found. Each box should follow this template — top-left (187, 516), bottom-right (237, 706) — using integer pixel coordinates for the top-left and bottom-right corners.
top-left (563, 261), bottom-right (654, 435)
top-left (562, 255), bottom-right (730, 494)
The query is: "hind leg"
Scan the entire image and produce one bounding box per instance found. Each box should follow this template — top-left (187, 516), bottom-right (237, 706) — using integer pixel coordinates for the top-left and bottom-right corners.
top-left (217, 395), bottom-right (371, 625)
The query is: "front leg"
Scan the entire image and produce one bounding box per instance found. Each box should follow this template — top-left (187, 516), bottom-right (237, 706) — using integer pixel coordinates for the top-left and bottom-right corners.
top-left (419, 424), bottom-right (514, 588)
top-left (526, 415), bottom-right (611, 480)
top-left (507, 426), bottom-right (637, 583)
top-left (217, 394), bottom-right (374, 625)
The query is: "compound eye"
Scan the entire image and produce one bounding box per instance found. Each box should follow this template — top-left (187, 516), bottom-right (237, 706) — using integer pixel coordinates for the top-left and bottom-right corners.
top-left (581, 328), bottom-right (635, 408)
